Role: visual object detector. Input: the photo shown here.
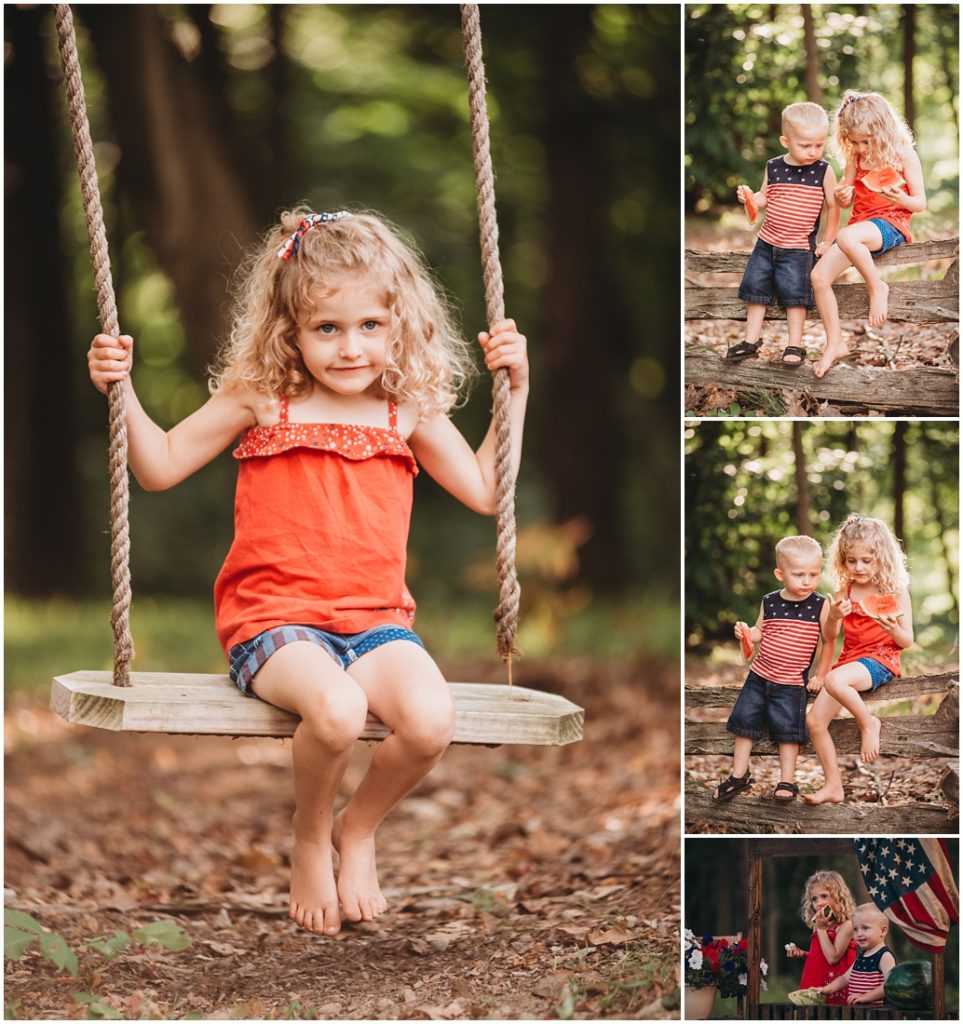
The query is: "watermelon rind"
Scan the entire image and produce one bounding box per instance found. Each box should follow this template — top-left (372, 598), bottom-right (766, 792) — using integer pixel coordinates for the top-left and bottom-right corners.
top-left (788, 989), bottom-right (826, 1007)
top-left (884, 960), bottom-right (932, 1010)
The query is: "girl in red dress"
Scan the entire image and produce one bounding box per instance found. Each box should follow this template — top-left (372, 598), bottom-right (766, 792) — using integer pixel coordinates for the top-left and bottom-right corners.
top-left (786, 870), bottom-right (856, 1004)
top-left (87, 208), bottom-right (529, 938)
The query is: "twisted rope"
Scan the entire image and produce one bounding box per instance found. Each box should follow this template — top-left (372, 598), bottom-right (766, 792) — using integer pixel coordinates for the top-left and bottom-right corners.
top-left (54, 4), bottom-right (134, 686)
top-left (460, 4), bottom-right (521, 671)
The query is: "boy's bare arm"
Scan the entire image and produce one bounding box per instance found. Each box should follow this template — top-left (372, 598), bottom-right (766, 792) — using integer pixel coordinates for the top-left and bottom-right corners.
top-left (817, 166), bottom-right (841, 254)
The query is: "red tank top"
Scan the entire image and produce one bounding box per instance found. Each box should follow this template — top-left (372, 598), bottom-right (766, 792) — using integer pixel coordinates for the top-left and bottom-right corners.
top-left (849, 159), bottom-right (913, 242)
top-left (213, 396), bottom-right (418, 655)
top-left (835, 587), bottom-right (903, 677)
top-left (799, 926), bottom-right (856, 1005)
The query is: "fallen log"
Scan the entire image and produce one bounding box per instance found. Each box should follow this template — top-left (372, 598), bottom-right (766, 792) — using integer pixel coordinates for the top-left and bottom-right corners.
top-left (685, 714), bottom-right (957, 758)
top-left (684, 785), bottom-right (952, 834)
top-left (685, 671), bottom-right (958, 709)
top-left (684, 349), bottom-right (958, 415)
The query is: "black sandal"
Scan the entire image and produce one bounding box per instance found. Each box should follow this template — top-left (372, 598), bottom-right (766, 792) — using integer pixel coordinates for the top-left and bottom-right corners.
top-left (713, 771), bottom-right (753, 802)
top-left (725, 341), bottom-right (761, 362)
top-left (781, 345), bottom-right (806, 367)
top-left (773, 781), bottom-right (799, 802)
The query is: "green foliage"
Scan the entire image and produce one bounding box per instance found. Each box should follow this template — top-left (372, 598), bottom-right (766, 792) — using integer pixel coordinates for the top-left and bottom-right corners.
top-left (684, 421), bottom-right (959, 658)
top-left (686, 4), bottom-right (959, 224)
top-left (4, 910), bottom-right (190, 1019)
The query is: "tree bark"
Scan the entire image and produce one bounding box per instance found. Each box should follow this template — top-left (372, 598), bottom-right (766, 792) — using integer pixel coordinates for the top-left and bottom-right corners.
top-left (792, 423), bottom-right (811, 535)
top-left (78, 5), bottom-right (260, 374)
top-left (4, 6), bottom-right (85, 594)
top-left (802, 6), bottom-right (822, 104)
top-left (902, 5), bottom-right (916, 134)
top-left (893, 420), bottom-right (906, 547)
top-left (536, 8), bottom-right (626, 589)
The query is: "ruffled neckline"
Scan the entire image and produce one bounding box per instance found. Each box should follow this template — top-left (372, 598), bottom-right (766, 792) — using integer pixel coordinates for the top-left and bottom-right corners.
top-left (233, 420), bottom-right (418, 475)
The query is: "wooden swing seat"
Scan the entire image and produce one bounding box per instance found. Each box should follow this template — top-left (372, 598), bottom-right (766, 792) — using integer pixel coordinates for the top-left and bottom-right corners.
top-left (51, 671), bottom-right (585, 746)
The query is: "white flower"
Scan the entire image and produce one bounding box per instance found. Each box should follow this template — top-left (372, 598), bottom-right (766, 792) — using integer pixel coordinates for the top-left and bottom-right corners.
top-left (762, 979), bottom-right (769, 992)
top-left (739, 973), bottom-right (747, 987)
top-left (684, 928), bottom-right (696, 943)
top-left (761, 959), bottom-right (769, 976)
top-left (688, 949), bottom-right (704, 970)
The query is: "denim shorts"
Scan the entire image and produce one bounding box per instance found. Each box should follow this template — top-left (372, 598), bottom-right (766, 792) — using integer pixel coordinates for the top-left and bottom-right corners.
top-left (726, 670), bottom-right (809, 744)
top-left (855, 657), bottom-right (896, 690)
top-left (229, 623), bottom-right (425, 697)
top-left (739, 238), bottom-right (814, 309)
top-left (868, 218), bottom-right (906, 256)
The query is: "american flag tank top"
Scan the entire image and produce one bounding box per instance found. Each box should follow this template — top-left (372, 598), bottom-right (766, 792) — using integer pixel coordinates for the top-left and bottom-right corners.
top-left (750, 590), bottom-right (825, 686)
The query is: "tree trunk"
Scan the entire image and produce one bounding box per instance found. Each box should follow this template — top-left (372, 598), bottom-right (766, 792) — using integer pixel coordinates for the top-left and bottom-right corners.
top-left (536, 8), bottom-right (626, 589)
top-left (792, 423), bottom-right (811, 534)
top-left (892, 421), bottom-right (906, 547)
top-left (4, 6), bottom-right (85, 594)
top-left (802, 6), bottom-right (822, 104)
top-left (78, 5), bottom-right (260, 374)
top-left (902, 5), bottom-right (916, 133)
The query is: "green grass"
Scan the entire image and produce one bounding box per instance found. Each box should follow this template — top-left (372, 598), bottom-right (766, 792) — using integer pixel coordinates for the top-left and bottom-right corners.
top-left (5, 590), bottom-right (678, 698)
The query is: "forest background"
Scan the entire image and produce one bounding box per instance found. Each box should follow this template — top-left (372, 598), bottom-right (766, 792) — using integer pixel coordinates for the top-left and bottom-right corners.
top-left (685, 4), bottom-right (959, 223)
top-left (684, 420), bottom-right (959, 672)
top-left (5, 5), bottom-right (680, 688)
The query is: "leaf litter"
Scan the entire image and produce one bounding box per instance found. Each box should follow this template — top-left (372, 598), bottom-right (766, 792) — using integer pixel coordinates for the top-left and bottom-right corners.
top-left (5, 656), bottom-right (680, 1020)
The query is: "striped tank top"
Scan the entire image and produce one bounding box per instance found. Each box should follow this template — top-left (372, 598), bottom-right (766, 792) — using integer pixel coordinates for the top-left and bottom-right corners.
top-left (758, 157), bottom-right (829, 251)
top-left (750, 590), bottom-right (825, 687)
top-left (847, 946), bottom-right (893, 1005)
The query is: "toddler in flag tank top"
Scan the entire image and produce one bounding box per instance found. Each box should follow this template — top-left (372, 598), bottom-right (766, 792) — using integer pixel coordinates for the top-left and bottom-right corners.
top-left (87, 207), bottom-right (530, 938)
top-left (812, 91), bottom-right (927, 377)
top-left (713, 535), bottom-right (832, 804)
top-left (726, 102), bottom-right (841, 367)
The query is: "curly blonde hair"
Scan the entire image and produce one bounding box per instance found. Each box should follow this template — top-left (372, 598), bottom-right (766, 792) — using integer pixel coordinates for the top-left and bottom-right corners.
top-left (799, 871), bottom-right (857, 929)
top-left (831, 90), bottom-right (915, 170)
top-left (827, 513), bottom-right (910, 593)
top-left (210, 206), bottom-right (477, 416)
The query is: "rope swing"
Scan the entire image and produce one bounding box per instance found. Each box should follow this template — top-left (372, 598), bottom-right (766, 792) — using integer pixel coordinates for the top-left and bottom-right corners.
top-left (49, 3), bottom-right (582, 746)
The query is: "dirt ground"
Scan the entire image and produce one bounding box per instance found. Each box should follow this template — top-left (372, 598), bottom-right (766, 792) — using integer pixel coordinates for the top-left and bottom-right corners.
top-left (4, 656), bottom-right (680, 1020)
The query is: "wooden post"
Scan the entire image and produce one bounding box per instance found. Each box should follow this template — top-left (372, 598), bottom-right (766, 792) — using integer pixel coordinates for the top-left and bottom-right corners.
top-left (748, 852), bottom-right (763, 1015)
top-left (933, 951), bottom-right (945, 1019)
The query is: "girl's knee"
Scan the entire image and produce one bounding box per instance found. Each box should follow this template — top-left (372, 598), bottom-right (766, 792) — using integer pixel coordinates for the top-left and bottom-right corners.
top-left (301, 688), bottom-right (369, 749)
top-left (398, 700), bottom-right (457, 757)
top-left (836, 226), bottom-right (863, 256)
top-left (823, 672), bottom-right (848, 699)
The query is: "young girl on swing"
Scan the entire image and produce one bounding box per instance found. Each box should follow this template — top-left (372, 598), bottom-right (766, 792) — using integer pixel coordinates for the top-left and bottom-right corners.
top-left (786, 870), bottom-right (856, 1005)
top-left (811, 91), bottom-right (926, 378)
top-left (87, 208), bottom-right (529, 937)
top-left (803, 514), bottom-right (914, 805)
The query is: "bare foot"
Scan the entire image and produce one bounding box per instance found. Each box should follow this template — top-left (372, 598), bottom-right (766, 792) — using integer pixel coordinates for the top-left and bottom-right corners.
top-left (867, 280), bottom-right (890, 327)
top-left (802, 785), bottom-right (845, 805)
top-left (860, 716), bottom-right (882, 764)
top-left (289, 825), bottom-right (341, 935)
top-left (333, 814), bottom-right (387, 922)
top-left (813, 341), bottom-right (850, 378)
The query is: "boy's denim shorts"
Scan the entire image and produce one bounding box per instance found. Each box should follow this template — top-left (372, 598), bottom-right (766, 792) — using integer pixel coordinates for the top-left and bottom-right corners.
top-left (738, 238), bottom-right (815, 309)
top-left (868, 217), bottom-right (906, 256)
top-left (855, 657), bottom-right (896, 690)
top-left (726, 669), bottom-right (809, 744)
top-left (229, 623), bottom-right (425, 697)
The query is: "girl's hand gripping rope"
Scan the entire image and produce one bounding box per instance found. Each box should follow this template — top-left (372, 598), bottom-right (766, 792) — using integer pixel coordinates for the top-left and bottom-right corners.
top-left (478, 319), bottom-right (529, 392)
top-left (88, 333), bottom-right (134, 394)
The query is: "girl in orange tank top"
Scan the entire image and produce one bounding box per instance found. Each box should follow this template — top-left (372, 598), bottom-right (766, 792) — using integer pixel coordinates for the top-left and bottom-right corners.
top-left (811, 91), bottom-right (926, 379)
top-left (87, 207), bottom-right (530, 939)
top-left (803, 515), bottom-right (914, 807)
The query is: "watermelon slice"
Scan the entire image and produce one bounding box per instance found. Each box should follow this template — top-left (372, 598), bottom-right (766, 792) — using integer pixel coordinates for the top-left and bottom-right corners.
top-left (862, 167), bottom-right (905, 193)
top-left (859, 593), bottom-right (903, 619)
top-left (740, 629), bottom-right (754, 660)
top-left (743, 189), bottom-right (758, 223)
top-left (788, 989), bottom-right (826, 1007)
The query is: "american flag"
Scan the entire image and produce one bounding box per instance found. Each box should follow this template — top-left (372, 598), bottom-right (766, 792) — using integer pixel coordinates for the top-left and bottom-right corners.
top-left (854, 838), bottom-right (959, 953)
